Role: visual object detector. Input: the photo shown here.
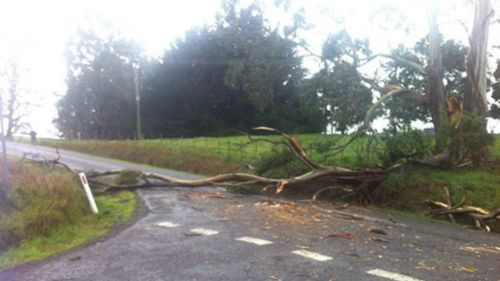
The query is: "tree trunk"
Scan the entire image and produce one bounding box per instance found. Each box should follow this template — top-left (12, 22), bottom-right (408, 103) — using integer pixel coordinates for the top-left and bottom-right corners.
top-left (426, 8), bottom-right (448, 152)
top-left (3, 61), bottom-right (22, 140)
top-left (465, 0), bottom-right (493, 118)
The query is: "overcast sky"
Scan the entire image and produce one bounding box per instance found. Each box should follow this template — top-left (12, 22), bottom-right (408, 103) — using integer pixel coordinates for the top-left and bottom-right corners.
top-left (0, 0), bottom-right (499, 137)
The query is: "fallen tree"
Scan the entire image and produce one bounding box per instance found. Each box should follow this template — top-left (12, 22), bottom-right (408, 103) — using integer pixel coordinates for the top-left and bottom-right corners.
top-left (22, 126), bottom-right (395, 198)
top-left (20, 125), bottom-right (500, 231)
top-left (19, 86), bottom-right (499, 231)
top-left (23, 86), bottom-right (406, 196)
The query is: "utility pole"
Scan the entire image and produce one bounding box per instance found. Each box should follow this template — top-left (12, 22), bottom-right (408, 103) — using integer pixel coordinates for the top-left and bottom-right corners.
top-left (0, 91), bottom-right (9, 205)
top-left (134, 66), bottom-right (142, 140)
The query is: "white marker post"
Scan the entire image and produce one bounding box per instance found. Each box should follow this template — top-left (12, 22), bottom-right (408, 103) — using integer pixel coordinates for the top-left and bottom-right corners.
top-left (78, 172), bottom-right (99, 214)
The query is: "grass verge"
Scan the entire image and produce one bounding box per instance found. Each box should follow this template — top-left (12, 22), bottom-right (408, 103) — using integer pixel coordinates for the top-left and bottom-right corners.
top-left (0, 160), bottom-right (137, 269)
top-left (376, 168), bottom-right (500, 211)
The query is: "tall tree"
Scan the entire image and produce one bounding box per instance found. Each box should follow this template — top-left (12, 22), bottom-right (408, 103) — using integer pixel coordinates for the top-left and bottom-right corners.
top-left (141, 0), bottom-right (325, 137)
top-left (333, 0), bottom-right (494, 159)
top-left (55, 29), bottom-right (143, 139)
top-left (310, 31), bottom-right (373, 134)
top-left (426, 8), bottom-right (448, 150)
top-left (219, 0), bottom-right (322, 133)
top-left (0, 60), bottom-right (30, 139)
top-left (464, 0), bottom-right (493, 118)
top-left (382, 39), bottom-right (468, 130)
top-left (142, 27), bottom-right (252, 137)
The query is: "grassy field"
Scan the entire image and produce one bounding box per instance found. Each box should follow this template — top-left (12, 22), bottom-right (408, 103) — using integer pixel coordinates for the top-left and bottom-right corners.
top-left (39, 134), bottom-right (380, 174)
top-left (39, 133), bottom-right (500, 173)
top-left (0, 160), bottom-right (137, 269)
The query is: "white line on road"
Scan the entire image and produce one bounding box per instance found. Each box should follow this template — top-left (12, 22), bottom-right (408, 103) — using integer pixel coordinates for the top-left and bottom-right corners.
top-left (190, 228), bottom-right (219, 236)
top-left (235, 236), bottom-right (273, 246)
top-left (292, 250), bottom-right (332, 262)
top-left (366, 269), bottom-right (424, 281)
top-left (157, 221), bottom-right (179, 228)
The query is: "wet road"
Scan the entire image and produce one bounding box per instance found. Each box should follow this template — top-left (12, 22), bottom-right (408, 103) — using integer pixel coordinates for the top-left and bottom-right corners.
top-left (1, 142), bottom-right (499, 281)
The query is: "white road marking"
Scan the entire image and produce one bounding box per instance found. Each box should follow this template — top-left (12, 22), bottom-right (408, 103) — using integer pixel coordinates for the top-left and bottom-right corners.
top-left (190, 228), bottom-right (219, 236)
top-left (156, 221), bottom-right (179, 228)
top-left (292, 249), bottom-right (332, 262)
top-left (235, 236), bottom-right (273, 246)
top-left (366, 269), bottom-right (424, 281)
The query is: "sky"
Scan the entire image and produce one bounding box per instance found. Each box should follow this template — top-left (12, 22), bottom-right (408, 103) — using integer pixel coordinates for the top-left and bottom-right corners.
top-left (0, 0), bottom-right (499, 137)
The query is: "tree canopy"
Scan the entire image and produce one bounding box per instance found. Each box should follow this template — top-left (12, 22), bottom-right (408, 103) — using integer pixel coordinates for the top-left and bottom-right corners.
top-left (55, 0), bottom-right (498, 149)
top-left (56, 1), bottom-right (325, 139)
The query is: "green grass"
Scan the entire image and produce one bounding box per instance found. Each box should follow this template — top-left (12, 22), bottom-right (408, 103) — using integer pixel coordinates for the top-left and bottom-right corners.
top-left (377, 167), bottom-right (500, 232)
top-left (39, 134), bottom-right (377, 175)
top-left (0, 160), bottom-right (137, 269)
top-left (492, 135), bottom-right (500, 158)
top-left (377, 169), bottom-right (500, 211)
top-left (41, 134), bottom-right (499, 174)
top-left (0, 191), bottom-right (136, 269)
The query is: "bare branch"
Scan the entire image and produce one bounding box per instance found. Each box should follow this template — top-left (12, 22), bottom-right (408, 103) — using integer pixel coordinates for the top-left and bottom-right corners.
top-left (359, 54), bottom-right (426, 75)
top-left (253, 126), bottom-right (324, 170)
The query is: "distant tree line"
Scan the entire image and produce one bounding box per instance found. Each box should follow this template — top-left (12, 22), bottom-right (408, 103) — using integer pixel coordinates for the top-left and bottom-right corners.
top-left (55, 1), bottom-right (325, 139)
top-left (55, 0), bottom-right (500, 141)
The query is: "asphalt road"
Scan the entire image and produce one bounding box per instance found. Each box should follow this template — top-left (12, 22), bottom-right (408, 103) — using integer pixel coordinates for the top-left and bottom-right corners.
top-left (1, 142), bottom-right (499, 281)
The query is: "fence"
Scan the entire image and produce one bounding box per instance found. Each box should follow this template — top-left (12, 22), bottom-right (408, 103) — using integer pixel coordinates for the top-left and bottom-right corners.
top-left (37, 132), bottom-right (364, 167)
top-left (147, 137), bottom-right (267, 164)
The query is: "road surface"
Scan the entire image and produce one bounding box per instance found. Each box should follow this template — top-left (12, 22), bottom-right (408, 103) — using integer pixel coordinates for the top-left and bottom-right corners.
top-left (1, 142), bottom-right (499, 281)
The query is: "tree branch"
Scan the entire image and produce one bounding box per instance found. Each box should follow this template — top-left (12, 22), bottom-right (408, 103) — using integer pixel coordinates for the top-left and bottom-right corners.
top-left (253, 126), bottom-right (324, 170)
top-left (359, 53), bottom-right (426, 75)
